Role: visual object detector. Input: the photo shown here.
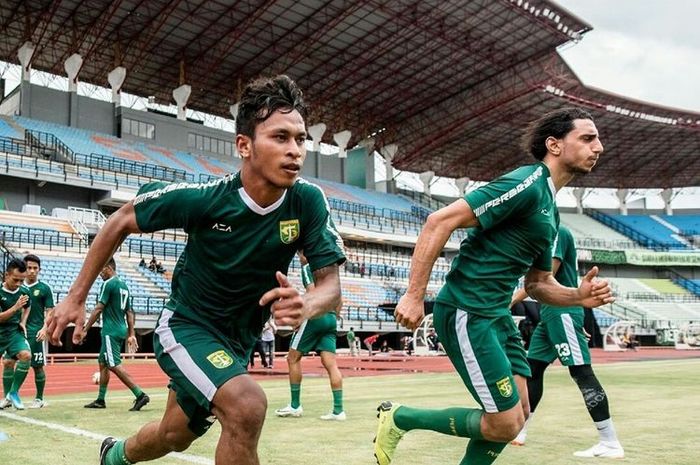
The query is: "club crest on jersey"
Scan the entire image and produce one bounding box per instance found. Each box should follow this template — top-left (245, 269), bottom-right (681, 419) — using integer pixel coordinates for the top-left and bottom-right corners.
top-left (206, 350), bottom-right (233, 369)
top-left (33, 289), bottom-right (40, 296)
top-left (496, 377), bottom-right (513, 398)
top-left (279, 219), bottom-right (300, 244)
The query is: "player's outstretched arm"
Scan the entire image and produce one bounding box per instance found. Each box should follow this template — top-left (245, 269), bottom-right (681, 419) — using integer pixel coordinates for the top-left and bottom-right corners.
top-left (396, 199), bottom-right (477, 331)
top-left (47, 202), bottom-right (142, 346)
top-left (525, 266), bottom-right (614, 309)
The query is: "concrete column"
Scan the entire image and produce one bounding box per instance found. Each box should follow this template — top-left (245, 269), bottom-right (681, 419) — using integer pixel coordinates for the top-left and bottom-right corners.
top-left (419, 170), bottom-right (435, 195)
top-left (308, 123), bottom-right (326, 153)
top-left (65, 53), bottom-right (83, 127)
top-left (18, 42), bottom-right (34, 82)
top-left (333, 130), bottom-right (351, 159)
top-left (573, 187), bottom-right (587, 214)
top-left (172, 84), bottom-right (191, 120)
top-left (381, 144), bottom-right (398, 181)
top-left (455, 177), bottom-right (470, 196)
top-left (18, 42), bottom-right (35, 117)
top-left (660, 188), bottom-right (673, 215)
top-left (108, 66), bottom-right (127, 106)
top-left (617, 188), bottom-right (629, 215)
top-left (229, 103), bottom-right (239, 120)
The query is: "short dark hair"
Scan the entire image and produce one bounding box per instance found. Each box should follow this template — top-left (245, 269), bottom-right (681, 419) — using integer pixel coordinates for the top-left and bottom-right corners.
top-left (23, 254), bottom-right (41, 267)
top-left (522, 107), bottom-right (594, 160)
top-left (105, 257), bottom-right (117, 271)
top-left (6, 258), bottom-right (26, 273)
top-left (236, 75), bottom-right (307, 138)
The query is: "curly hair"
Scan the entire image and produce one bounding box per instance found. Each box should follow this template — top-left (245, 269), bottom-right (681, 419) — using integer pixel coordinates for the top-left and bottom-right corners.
top-left (521, 107), bottom-right (594, 160)
top-left (236, 75), bottom-right (307, 138)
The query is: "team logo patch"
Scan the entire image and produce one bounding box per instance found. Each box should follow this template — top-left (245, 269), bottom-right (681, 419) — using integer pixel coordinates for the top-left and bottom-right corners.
top-left (33, 289), bottom-right (40, 296)
top-left (496, 377), bottom-right (513, 398)
top-left (279, 219), bottom-right (300, 244)
top-left (206, 350), bottom-right (233, 369)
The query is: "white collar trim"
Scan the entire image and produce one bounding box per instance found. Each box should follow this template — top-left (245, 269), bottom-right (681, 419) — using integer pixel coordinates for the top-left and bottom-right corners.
top-left (1, 285), bottom-right (19, 294)
top-left (238, 187), bottom-right (287, 215)
top-left (547, 177), bottom-right (557, 197)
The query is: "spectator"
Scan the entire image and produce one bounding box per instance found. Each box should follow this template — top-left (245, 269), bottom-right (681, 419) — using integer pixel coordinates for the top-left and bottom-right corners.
top-left (148, 256), bottom-right (157, 272)
top-left (346, 327), bottom-right (358, 356)
top-left (261, 318), bottom-right (277, 368)
top-left (249, 337), bottom-right (268, 369)
top-left (379, 340), bottom-right (392, 353)
top-left (364, 333), bottom-right (379, 356)
top-left (401, 335), bottom-right (414, 356)
top-left (622, 329), bottom-right (639, 351)
top-left (138, 258), bottom-right (146, 268)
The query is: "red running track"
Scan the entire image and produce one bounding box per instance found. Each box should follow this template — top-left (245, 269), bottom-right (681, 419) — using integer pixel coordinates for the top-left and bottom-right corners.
top-left (15, 347), bottom-right (700, 397)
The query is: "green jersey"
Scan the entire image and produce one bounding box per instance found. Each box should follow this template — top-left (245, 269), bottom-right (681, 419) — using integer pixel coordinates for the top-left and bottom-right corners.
top-left (133, 173), bottom-right (345, 345)
top-left (540, 225), bottom-right (581, 320)
top-left (437, 162), bottom-right (559, 317)
top-left (24, 280), bottom-right (54, 334)
top-left (0, 285), bottom-right (31, 336)
top-left (98, 275), bottom-right (131, 338)
top-left (301, 264), bottom-right (314, 289)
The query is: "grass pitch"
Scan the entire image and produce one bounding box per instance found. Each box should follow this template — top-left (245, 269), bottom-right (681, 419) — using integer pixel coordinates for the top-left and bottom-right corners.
top-left (0, 358), bottom-right (698, 465)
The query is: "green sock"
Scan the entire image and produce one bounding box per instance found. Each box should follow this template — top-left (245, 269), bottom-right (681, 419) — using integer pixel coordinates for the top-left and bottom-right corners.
top-left (130, 386), bottom-right (143, 398)
top-left (394, 406), bottom-right (484, 438)
top-left (98, 383), bottom-right (108, 401)
top-left (460, 439), bottom-right (507, 465)
top-left (10, 360), bottom-right (30, 392)
top-left (290, 383), bottom-right (301, 409)
top-left (332, 389), bottom-right (343, 414)
top-left (2, 366), bottom-right (13, 396)
top-left (105, 439), bottom-right (132, 465)
top-left (35, 371), bottom-right (46, 400)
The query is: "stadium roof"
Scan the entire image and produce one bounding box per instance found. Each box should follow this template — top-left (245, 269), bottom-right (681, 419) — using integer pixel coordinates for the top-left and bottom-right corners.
top-left (1, 0), bottom-right (697, 188)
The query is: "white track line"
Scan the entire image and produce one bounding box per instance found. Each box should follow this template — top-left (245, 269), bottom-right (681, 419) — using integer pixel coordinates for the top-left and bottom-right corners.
top-left (0, 411), bottom-right (213, 464)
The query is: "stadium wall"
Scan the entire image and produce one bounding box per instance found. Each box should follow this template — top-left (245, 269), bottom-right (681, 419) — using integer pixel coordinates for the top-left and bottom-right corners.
top-left (0, 175), bottom-right (99, 212)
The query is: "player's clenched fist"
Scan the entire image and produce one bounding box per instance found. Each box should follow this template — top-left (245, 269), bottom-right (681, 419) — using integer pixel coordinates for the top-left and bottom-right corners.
top-left (394, 293), bottom-right (425, 331)
top-left (259, 271), bottom-right (307, 328)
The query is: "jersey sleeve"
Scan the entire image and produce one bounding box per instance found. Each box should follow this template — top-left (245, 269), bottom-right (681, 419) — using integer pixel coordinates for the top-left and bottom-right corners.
top-left (133, 180), bottom-right (216, 233)
top-left (464, 166), bottom-right (541, 231)
top-left (299, 183), bottom-right (346, 271)
top-left (98, 281), bottom-right (111, 307)
top-left (531, 243), bottom-right (554, 272)
top-left (300, 264), bottom-right (313, 289)
top-left (44, 284), bottom-right (55, 309)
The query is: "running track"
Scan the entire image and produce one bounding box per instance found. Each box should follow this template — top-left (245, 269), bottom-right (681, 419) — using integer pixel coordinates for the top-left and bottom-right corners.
top-left (16, 348), bottom-right (700, 397)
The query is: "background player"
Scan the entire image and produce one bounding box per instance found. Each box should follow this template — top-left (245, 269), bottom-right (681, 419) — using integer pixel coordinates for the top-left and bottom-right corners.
top-left (0, 258), bottom-right (32, 410)
top-left (510, 225), bottom-right (624, 458)
top-left (82, 258), bottom-right (149, 411)
top-left (275, 250), bottom-right (345, 421)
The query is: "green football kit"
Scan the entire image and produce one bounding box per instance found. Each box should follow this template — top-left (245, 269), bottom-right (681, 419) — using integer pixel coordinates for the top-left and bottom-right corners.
top-left (289, 264), bottom-right (338, 354)
top-left (0, 285), bottom-right (31, 358)
top-left (97, 276), bottom-right (132, 368)
top-left (435, 162), bottom-right (560, 413)
top-left (24, 281), bottom-right (54, 367)
top-left (133, 173), bottom-right (345, 435)
top-left (527, 225), bottom-right (591, 366)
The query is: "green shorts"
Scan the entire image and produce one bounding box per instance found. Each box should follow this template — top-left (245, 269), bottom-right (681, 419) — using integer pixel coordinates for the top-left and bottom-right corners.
top-left (433, 302), bottom-right (530, 413)
top-left (290, 313), bottom-right (337, 354)
top-left (528, 310), bottom-right (591, 366)
top-left (154, 308), bottom-right (250, 437)
top-left (0, 328), bottom-right (31, 360)
top-left (98, 334), bottom-right (124, 367)
top-left (27, 330), bottom-right (46, 368)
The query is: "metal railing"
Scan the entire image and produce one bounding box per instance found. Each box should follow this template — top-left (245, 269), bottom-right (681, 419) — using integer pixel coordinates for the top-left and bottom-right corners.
top-left (0, 228), bottom-right (86, 253)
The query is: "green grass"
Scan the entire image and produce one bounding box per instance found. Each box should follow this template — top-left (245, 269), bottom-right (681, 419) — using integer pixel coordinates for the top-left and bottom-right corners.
top-left (1, 359), bottom-right (698, 464)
